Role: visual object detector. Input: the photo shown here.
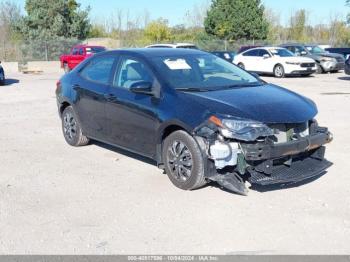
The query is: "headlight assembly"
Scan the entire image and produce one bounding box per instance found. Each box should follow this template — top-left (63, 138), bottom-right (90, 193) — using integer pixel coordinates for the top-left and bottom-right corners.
top-left (209, 116), bottom-right (274, 141)
top-left (321, 57), bottom-right (335, 62)
top-left (286, 61), bottom-right (301, 65)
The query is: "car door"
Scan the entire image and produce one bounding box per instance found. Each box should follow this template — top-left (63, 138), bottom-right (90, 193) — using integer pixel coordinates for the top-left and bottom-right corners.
top-left (258, 49), bottom-right (274, 73)
top-left (241, 49), bottom-right (259, 71)
top-left (73, 55), bottom-right (117, 140)
top-left (104, 56), bottom-right (161, 158)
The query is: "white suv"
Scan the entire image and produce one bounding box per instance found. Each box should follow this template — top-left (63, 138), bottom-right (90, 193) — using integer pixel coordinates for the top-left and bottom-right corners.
top-left (145, 43), bottom-right (198, 49)
top-left (233, 47), bottom-right (317, 77)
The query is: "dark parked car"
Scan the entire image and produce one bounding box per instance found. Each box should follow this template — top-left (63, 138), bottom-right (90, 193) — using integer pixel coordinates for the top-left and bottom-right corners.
top-left (210, 51), bottom-right (236, 63)
top-left (280, 43), bottom-right (345, 73)
top-left (56, 48), bottom-right (333, 195)
top-left (0, 61), bottom-right (5, 86)
top-left (345, 57), bottom-right (350, 75)
top-left (325, 48), bottom-right (350, 60)
top-left (237, 45), bottom-right (262, 54)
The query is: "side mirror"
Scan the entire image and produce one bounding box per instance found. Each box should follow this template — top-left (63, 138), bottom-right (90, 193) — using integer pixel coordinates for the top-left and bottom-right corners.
top-left (263, 54), bottom-right (270, 59)
top-left (301, 51), bottom-right (307, 55)
top-left (129, 81), bottom-right (154, 95)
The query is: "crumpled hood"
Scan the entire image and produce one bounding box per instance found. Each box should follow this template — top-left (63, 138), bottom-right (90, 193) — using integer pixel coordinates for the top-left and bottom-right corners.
top-left (311, 52), bottom-right (344, 60)
top-left (180, 84), bottom-right (318, 124)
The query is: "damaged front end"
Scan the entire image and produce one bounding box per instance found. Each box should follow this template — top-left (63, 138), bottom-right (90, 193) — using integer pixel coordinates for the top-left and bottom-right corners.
top-left (193, 116), bottom-right (333, 195)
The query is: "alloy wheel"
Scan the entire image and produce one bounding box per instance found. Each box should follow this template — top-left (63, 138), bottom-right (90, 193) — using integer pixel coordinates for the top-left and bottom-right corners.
top-left (275, 65), bottom-right (284, 77)
top-left (63, 112), bottom-right (77, 141)
top-left (167, 140), bottom-right (193, 182)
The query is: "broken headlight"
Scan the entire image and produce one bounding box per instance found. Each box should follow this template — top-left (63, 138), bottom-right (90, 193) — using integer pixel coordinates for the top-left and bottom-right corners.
top-left (209, 116), bottom-right (274, 141)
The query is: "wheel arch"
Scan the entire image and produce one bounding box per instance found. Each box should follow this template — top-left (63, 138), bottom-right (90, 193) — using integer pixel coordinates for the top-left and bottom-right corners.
top-left (155, 121), bottom-right (193, 166)
top-left (58, 99), bottom-right (73, 117)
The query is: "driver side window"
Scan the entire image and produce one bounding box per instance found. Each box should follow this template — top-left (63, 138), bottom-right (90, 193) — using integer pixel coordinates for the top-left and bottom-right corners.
top-left (114, 58), bottom-right (154, 89)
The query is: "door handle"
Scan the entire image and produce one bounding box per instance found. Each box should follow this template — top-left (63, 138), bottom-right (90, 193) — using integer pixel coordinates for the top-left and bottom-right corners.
top-left (104, 93), bottom-right (118, 102)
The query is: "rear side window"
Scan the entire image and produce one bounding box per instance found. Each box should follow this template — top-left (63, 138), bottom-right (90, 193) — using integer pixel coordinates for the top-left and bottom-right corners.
top-left (80, 56), bottom-right (115, 85)
top-left (243, 49), bottom-right (259, 56)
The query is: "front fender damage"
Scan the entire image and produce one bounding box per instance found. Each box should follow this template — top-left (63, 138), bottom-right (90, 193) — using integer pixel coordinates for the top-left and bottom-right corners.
top-left (193, 121), bottom-right (249, 196)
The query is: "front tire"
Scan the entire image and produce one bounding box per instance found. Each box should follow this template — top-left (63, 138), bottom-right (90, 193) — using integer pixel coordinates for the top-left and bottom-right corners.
top-left (61, 106), bottom-right (89, 146)
top-left (316, 64), bottom-right (324, 74)
top-left (162, 130), bottom-right (207, 190)
top-left (273, 64), bottom-right (285, 78)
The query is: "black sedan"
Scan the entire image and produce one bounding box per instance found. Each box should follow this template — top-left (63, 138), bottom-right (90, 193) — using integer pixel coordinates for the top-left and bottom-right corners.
top-left (56, 48), bottom-right (333, 195)
top-left (346, 57), bottom-right (350, 75)
top-left (0, 61), bottom-right (5, 85)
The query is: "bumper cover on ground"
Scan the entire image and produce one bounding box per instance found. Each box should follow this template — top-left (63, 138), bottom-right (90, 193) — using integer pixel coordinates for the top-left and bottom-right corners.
top-left (248, 156), bottom-right (332, 186)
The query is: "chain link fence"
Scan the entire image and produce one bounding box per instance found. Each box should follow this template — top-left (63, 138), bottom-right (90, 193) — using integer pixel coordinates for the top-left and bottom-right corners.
top-left (0, 37), bottom-right (328, 62)
top-left (0, 39), bottom-right (82, 62)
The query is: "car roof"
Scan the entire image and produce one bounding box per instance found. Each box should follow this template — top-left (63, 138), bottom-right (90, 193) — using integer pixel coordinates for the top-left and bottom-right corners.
top-left (280, 43), bottom-right (305, 47)
top-left (243, 46), bottom-right (284, 51)
top-left (146, 43), bottom-right (196, 48)
top-left (101, 48), bottom-right (207, 58)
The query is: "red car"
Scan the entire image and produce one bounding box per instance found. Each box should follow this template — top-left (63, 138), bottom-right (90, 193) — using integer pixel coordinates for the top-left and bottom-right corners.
top-left (60, 45), bottom-right (106, 73)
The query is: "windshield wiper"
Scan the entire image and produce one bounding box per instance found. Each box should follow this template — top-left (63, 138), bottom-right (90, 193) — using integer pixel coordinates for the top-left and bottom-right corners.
top-left (225, 82), bottom-right (264, 88)
top-left (175, 87), bottom-right (210, 92)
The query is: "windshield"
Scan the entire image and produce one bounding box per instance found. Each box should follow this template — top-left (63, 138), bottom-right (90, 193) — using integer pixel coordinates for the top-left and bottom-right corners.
top-left (151, 54), bottom-right (261, 91)
top-left (306, 46), bottom-right (325, 54)
top-left (269, 48), bottom-right (294, 57)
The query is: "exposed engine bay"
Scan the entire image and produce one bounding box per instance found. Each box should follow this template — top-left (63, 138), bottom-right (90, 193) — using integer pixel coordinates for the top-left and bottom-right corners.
top-left (194, 116), bottom-right (333, 195)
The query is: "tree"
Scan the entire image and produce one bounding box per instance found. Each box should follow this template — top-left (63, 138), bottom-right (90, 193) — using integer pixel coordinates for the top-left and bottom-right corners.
top-left (204, 0), bottom-right (268, 40)
top-left (143, 18), bottom-right (171, 43)
top-left (0, 1), bottom-right (22, 40)
top-left (17, 0), bottom-right (91, 40)
top-left (347, 0), bottom-right (350, 24)
top-left (288, 9), bottom-right (308, 42)
top-left (0, 1), bottom-right (22, 60)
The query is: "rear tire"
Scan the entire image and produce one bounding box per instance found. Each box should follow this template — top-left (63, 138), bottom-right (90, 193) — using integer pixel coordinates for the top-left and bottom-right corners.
top-left (162, 130), bottom-right (207, 190)
top-left (61, 106), bottom-right (89, 147)
top-left (273, 64), bottom-right (285, 78)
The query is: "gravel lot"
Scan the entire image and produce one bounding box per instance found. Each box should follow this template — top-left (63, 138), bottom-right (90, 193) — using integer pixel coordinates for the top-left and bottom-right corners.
top-left (0, 71), bottom-right (350, 254)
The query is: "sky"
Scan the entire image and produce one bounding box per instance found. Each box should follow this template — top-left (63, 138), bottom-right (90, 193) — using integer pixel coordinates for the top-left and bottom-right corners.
top-left (10, 0), bottom-right (350, 26)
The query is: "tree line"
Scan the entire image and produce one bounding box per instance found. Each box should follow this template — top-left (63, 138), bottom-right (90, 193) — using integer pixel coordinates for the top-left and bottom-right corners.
top-left (0, 0), bottom-right (349, 61)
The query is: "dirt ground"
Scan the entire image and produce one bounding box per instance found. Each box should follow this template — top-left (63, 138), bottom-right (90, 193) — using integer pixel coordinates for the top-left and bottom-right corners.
top-left (0, 71), bottom-right (349, 254)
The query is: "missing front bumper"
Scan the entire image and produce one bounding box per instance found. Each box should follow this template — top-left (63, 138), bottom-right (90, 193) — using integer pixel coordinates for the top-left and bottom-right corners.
top-left (204, 128), bottom-right (332, 194)
top-left (248, 153), bottom-right (332, 186)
